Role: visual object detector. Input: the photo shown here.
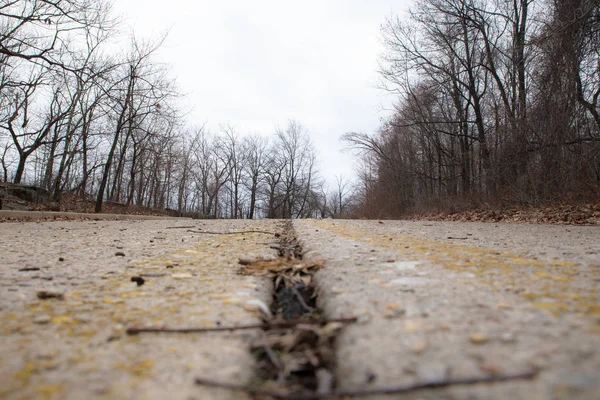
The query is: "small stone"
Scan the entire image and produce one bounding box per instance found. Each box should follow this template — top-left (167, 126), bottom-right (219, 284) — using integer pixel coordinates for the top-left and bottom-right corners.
top-left (115, 252), bottom-right (126, 257)
top-left (34, 315), bottom-right (51, 324)
top-left (411, 340), bottom-right (428, 354)
top-left (470, 333), bottom-right (489, 344)
top-left (131, 276), bottom-right (145, 286)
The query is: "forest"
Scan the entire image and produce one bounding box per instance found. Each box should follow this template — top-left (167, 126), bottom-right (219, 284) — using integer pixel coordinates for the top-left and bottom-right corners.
top-left (0, 1), bottom-right (333, 218)
top-left (1, 0), bottom-right (599, 219)
top-left (345, 0), bottom-right (600, 217)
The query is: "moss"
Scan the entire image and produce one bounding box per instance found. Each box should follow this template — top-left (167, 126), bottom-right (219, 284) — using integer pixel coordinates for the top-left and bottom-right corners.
top-left (36, 384), bottom-right (62, 399)
top-left (532, 302), bottom-right (570, 317)
top-left (116, 359), bottom-right (154, 378)
top-left (51, 316), bottom-right (72, 325)
top-left (14, 361), bottom-right (37, 383)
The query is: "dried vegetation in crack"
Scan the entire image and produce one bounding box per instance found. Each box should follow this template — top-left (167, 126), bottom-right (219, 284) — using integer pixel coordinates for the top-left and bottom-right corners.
top-left (237, 220), bottom-right (349, 398)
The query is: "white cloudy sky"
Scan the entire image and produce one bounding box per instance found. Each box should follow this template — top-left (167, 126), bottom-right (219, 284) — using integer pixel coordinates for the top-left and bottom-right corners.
top-left (112, 0), bottom-right (410, 185)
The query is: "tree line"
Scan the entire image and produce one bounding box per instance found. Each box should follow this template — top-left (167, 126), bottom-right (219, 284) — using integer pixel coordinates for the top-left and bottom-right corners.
top-left (0, 0), bottom-right (353, 218)
top-left (344, 0), bottom-right (600, 217)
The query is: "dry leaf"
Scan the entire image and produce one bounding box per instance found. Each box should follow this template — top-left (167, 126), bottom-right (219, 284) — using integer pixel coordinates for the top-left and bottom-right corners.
top-left (470, 333), bottom-right (490, 344)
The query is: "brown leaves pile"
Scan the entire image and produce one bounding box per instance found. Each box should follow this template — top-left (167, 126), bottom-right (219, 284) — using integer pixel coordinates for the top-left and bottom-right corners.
top-left (238, 258), bottom-right (323, 289)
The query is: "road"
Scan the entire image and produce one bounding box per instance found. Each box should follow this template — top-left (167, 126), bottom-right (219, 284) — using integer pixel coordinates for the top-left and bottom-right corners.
top-left (0, 216), bottom-right (599, 399)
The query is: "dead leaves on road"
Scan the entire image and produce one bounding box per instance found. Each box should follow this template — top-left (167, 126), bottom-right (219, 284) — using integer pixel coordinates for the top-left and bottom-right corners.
top-left (238, 258), bottom-right (323, 289)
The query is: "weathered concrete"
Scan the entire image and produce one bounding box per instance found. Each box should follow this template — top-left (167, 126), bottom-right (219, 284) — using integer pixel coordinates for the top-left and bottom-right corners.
top-left (297, 219), bottom-right (600, 400)
top-left (0, 219), bottom-right (279, 399)
top-left (2, 217), bottom-right (600, 399)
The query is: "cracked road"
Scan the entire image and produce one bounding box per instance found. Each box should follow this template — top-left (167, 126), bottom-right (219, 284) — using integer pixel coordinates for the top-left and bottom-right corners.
top-left (1, 217), bottom-right (599, 399)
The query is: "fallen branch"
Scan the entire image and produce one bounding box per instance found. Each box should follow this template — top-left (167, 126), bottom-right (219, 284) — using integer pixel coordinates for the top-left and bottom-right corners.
top-left (166, 226), bottom-right (197, 229)
top-left (126, 317), bottom-right (357, 335)
top-left (194, 370), bottom-right (537, 399)
top-left (187, 229), bottom-right (278, 235)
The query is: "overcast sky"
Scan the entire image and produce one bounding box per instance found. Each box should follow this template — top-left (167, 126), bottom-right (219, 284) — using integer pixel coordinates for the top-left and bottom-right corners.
top-left (112, 0), bottom-right (410, 186)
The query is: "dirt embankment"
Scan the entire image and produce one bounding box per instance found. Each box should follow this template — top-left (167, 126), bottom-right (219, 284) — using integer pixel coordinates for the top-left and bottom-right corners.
top-left (0, 183), bottom-right (168, 217)
top-left (409, 203), bottom-right (600, 225)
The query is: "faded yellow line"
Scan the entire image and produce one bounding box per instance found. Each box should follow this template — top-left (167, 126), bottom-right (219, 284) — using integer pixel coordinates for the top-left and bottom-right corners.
top-left (0, 231), bottom-right (273, 399)
top-left (307, 220), bottom-right (600, 317)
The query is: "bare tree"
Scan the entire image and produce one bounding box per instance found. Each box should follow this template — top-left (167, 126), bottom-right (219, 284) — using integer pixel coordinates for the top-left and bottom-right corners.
top-left (94, 35), bottom-right (177, 212)
top-left (2, 68), bottom-right (73, 184)
top-left (0, 0), bottom-right (112, 71)
top-left (329, 174), bottom-right (351, 218)
top-left (276, 120), bottom-right (318, 218)
top-left (243, 134), bottom-right (268, 219)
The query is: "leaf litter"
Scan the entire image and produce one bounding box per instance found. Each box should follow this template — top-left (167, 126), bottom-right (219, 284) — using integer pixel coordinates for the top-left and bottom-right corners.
top-left (232, 221), bottom-right (350, 398)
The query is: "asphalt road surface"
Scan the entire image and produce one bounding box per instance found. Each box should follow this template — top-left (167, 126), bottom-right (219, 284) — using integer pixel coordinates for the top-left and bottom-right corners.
top-left (0, 216), bottom-right (599, 399)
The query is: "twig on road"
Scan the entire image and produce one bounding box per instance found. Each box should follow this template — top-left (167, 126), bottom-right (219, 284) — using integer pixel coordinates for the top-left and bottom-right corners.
top-left (194, 370), bottom-right (538, 399)
top-left (126, 317), bottom-right (357, 335)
